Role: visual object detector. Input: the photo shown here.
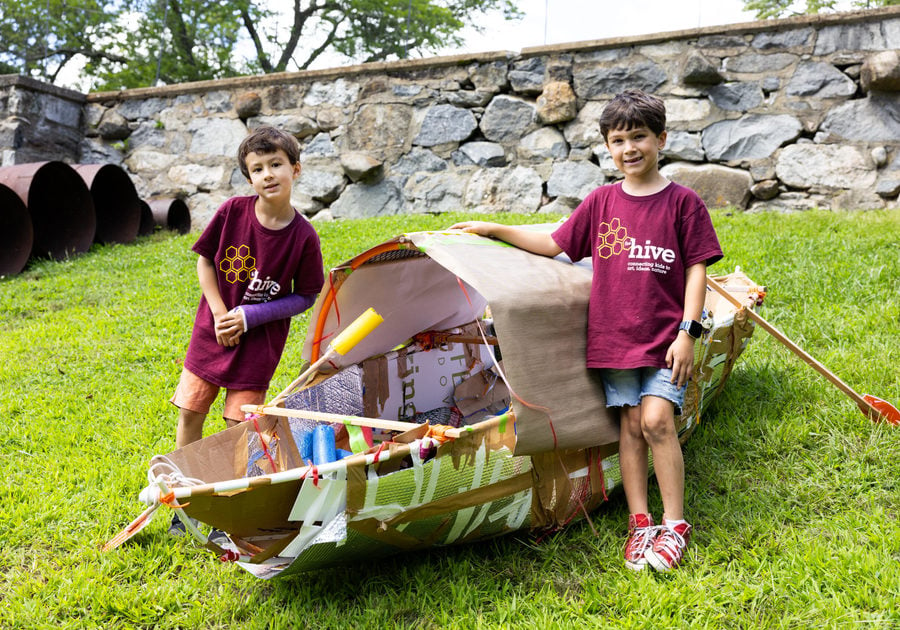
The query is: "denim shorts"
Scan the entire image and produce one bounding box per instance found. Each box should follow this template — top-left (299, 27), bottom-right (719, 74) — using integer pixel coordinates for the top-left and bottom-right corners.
top-left (598, 367), bottom-right (686, 412)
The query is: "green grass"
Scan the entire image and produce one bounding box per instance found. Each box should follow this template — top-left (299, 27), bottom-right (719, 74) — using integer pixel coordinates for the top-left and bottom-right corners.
top-left (1, 209), bottom-right (899, 629)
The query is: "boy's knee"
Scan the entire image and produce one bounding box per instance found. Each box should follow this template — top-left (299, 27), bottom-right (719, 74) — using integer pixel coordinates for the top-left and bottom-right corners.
top-left (178, 407), bottom-right (206, 426)
top-left (176, 408), bottom-right (207, 448)
top-left (619, 405), bottom-right (642, 432)
top-left (640, 407), bottom-right (676, 442)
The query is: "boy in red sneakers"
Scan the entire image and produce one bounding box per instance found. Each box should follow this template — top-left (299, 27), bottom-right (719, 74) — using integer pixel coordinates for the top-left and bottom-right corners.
top-left (450, 89), bottom-right (722, 572)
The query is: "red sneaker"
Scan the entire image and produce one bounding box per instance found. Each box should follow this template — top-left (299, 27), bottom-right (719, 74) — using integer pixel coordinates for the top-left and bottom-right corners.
top-left (623, 513), bottom-right (657, 571)
top-left (645, 521), bottom-right (692, 572)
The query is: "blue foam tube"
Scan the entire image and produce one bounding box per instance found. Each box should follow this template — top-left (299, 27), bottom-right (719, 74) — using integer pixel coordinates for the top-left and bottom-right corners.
top-left (297, 429), bottom-right (313, 463)
top-left (312, 424), bottom-right (336, 465)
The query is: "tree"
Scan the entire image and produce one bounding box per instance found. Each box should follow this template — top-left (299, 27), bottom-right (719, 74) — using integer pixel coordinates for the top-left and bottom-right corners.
top-left (0, 0), bottom-right (522, 91)
top-left (0, 0), bottom-right (130, 85)
top-left (743, 0), bottom-right (898, 20)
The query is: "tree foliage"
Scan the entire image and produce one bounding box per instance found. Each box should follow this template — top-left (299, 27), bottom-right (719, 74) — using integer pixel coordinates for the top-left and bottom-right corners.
top-left (0, 0), bottom-right (521, 91)
top-left (0, 0), bottom-right (128, 84)
top-left (743, 0), bottom-right (898, 20)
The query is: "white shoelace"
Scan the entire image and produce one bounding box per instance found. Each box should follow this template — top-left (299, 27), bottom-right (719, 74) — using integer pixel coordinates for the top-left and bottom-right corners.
top-left (626, 525), bottom-right (659, 556)
top-left (653, 526), bottom-right (686, 558)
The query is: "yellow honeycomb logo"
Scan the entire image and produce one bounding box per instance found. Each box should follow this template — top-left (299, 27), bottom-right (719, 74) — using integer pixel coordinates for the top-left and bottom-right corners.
top-left (219, 244), bottom-right (256, 284)
top-left (596, 218), bottom-right (630, 259)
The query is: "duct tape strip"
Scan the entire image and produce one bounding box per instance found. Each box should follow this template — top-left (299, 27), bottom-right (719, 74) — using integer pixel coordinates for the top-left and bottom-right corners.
top-left (352, 470), bottom-right (533, 532)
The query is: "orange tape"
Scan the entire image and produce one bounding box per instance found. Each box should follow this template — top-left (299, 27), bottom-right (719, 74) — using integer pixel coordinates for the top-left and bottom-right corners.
top-left (159, 491), bottom-right (189, 510)
top-left (425, 425), bottom-right (453, 443)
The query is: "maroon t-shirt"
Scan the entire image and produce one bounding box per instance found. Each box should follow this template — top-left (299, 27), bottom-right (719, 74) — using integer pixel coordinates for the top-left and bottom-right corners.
top-left (552, 181), bottom-right (722, 369)
top-left (184, 196), bottom-right (324, 389)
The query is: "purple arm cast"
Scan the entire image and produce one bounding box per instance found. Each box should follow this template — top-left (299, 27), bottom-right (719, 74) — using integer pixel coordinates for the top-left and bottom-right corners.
top-left (239, 293), bottom-right (317, 330)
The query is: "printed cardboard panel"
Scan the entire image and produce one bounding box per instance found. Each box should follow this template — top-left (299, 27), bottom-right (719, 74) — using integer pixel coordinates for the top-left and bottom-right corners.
top-left (362, 341), bottom-right (496, 421)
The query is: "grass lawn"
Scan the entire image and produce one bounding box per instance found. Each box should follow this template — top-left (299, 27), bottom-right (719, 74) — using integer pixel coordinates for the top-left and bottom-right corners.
top-left (1, 209), bottom-right (898, 629)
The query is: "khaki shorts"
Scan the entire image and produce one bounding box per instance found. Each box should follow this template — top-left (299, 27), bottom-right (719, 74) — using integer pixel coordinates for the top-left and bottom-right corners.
top-left (170, 367), bottom-right (266, 422)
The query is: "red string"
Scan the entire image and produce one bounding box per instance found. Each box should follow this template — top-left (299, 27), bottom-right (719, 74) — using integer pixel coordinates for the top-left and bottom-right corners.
top-left (455, 276), bottom-right (473, 306)
top-left (328, 270), bottom-right (343, 328)
top-left (557, 450), bottom-right (598, 537)
top-left (299, 463), bottom-right (320, 487)
top-left (595, 450), bottom-right (608, 502)
top-left (454, 275), bottom-right (558, 449)
top-left (248, 413), bottom-right (278, 474)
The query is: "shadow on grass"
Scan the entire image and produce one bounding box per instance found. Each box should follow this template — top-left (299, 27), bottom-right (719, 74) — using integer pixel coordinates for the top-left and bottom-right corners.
top-left (259, 509), bottom-right (636, 614)
top-left (254, 363), bottom-right (806, 602)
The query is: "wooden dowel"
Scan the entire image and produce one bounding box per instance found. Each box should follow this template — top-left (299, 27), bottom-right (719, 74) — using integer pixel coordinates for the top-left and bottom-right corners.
top-left (267, 350), bottom-right (334, 408)
top-left (440, 334), bottom-right (498, 345)
top-left (241, 403), bottom-right (424, 433)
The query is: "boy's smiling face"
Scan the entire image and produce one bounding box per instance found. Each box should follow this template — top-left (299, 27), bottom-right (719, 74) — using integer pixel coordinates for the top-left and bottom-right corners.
top-left (605, 125), bottom-right (667, 183)
top-left (244, 148), bottom-right (301, 204)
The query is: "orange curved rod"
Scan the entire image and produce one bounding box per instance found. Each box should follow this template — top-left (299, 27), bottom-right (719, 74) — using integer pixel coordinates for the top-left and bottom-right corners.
top-left (311, 241), bottom-right (404, 361)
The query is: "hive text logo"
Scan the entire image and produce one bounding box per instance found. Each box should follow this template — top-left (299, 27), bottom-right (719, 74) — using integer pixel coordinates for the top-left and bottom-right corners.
top-left (596, 218), bottom-right (630, 258)
top-left (220, 244), bottom-right (256, 283)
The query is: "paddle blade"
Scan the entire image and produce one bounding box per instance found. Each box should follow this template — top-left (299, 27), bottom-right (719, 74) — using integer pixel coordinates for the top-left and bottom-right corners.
top-left (102, 504), bottom-right (159, 551)
top-left (859, 395), bottom-right (900, 426)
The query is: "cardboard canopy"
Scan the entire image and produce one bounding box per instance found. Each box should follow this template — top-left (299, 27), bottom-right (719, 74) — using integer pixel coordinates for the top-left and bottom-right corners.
top-left (302, 226), bottom-right (618, 455)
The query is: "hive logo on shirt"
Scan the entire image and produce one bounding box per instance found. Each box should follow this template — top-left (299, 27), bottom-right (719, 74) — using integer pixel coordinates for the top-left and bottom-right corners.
top-left (596, 218), bottom-right (630, 259)
top-left (219, 244), bottom-right (256, 283)
top-left (625, 236), bottom-right (676, 276)
top-left (596, 218), bottom-right (676, 275)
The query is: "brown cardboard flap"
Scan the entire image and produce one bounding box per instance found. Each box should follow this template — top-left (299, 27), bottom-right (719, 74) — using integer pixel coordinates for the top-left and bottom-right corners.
top-left (408, 231), bottom-right (620, 455)
top-left (164, 415), bottom-right (305, 485)
top-left (530, 443), bottom-right (617, 529)
top-left (454, 365), bottom-right (509, 418)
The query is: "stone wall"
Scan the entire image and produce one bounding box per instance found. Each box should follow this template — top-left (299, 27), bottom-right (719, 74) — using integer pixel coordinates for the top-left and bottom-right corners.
top-left (3, 7), bottom-right (900, 229)
top-left (0, 76), bottom-right (84, 165)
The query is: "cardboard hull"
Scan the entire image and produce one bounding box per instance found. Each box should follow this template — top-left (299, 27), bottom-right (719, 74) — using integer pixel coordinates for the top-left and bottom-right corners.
top-left (126, 229), bottom-right (761, 578)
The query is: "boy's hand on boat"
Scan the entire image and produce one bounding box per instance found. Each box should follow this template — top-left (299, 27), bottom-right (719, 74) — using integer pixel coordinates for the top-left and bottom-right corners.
top-left (447, 221), bottom-right (497, 236)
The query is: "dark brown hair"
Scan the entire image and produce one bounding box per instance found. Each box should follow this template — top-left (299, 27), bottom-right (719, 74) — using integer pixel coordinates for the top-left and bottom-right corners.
top-left (237, 125), bottom-right (301, 178)
top-left (599, 89), bottom-right (667, 141)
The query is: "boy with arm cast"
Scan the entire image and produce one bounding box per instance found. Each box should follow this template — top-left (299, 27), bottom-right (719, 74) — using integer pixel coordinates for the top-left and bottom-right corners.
top-left (169, 125), bottom-right (325, 534)
top-left (450, 89), bottom-right (722, 572)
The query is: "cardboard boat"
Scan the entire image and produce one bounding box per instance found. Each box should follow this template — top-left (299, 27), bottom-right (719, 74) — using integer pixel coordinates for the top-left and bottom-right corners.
top-left (111, 225), bottom-right (762, 579)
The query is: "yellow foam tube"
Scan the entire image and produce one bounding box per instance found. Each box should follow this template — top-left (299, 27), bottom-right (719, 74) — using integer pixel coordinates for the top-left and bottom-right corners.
top-left (329, 307), bottom-right (384, 355)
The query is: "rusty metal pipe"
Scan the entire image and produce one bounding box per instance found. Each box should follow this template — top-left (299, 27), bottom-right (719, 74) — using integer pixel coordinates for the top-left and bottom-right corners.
top-left (72, 164), bottom-right (141, 245)
top-left (137, 199), bottom-right (155, 236)
top-left (148, 197), bottom-right (191, 234)
top-left (0, 183), bottom-right (33, 276)
top-left (0, 162), bottom-right (95, 261)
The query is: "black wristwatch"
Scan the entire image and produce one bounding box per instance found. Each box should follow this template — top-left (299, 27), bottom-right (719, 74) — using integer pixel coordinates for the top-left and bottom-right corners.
top-left (679, 320), bottom-right (703, 339)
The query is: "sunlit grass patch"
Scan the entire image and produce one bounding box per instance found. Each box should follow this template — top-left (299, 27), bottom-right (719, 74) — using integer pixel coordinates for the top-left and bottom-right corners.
top-left (1, 209), bottom-right (898, 628)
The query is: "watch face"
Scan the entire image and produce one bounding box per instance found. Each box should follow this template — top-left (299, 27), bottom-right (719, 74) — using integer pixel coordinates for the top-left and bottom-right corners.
top-left (681, 320), bottom-right (702, 338)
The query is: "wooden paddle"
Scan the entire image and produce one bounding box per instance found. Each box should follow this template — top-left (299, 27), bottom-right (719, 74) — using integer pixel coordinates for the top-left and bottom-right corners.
top-left (706, 275), bottom-right (899, 426)
top-left (102, 504), bottom-right (159, 551)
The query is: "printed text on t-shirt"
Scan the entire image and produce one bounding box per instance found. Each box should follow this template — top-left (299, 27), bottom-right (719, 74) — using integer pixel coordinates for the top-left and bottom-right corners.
top-left (626, 238), bottom-right (675, 275)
